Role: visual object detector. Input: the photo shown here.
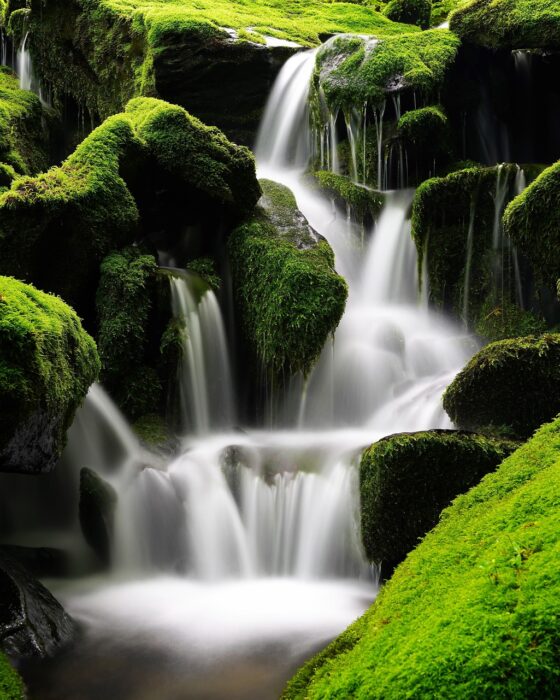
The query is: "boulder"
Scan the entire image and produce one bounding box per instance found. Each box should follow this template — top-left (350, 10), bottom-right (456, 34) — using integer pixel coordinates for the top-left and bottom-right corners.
top-left (79, 467), bottom-right (118, 566)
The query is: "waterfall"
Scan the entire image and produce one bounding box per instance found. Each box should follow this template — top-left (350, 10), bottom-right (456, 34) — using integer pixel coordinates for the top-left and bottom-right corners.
top-left (168, 274), bottom-right (234, 434)
top-left (462, 200), bottom-right (477, 325)
top-left (16, 32), bottom-right (33, 91)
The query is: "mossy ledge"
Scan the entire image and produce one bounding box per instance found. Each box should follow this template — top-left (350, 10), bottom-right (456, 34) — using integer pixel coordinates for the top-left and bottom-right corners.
top-left (311, 171), bottom-right (385, 229)
top-left (228, 180), bottom-right (348, 379)
top-left (360, 430), bottom-right (517, 575)
top-left (443, 333), bottom-right (560, 440)
top-left (0, 654), bottom-right (24, 700)
top-left (0, 276), bottom-right (100, 474)
top-left (283, 414), bottom-right (560, 698)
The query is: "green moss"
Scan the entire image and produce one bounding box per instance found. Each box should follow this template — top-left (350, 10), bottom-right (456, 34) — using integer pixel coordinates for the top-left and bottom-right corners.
top-left (133, 412), bottom-right (171, 445)
top-left (475, 297), bottom-right (547, 342)
top-left (450, 0), bottom-right (560, 50)
top-left (186, 258), bottom-right (221, 292)
top-left (443, 334), bottom-right (560, 439)
top-left (360, 430), bottom-right (516, 571)
top-left (97, 247), bottom-right (162, 418)
top-left (228, 180), bottom-right (348, 378)
top-left (0, 654), bottom-right (24, 700)
top-left (397, 104), bottom-right (449, 150)
top-left (311, 171), bottom-right (384, 225)
top-left (385, 0), bottom-right (432, 29)
top-left (284, 414), bottom-right (560, 699)
top-left (313, 29), bottom-right (460, 112)
top-left (0, 66), bottom-right (49, 175)
top-left (503, 160), bottom-right (560, 289)
top-left (0, 276), bottom-right (100, 473)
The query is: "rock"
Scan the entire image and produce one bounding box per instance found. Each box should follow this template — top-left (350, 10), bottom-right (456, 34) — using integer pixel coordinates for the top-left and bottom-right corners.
top-left (0, 550), bottom-right (74, 658)
top-left (443, 333), bottom-right (560, 439)
top-left (384, 0), bottom-right (432, 30)
top-left (0, 277), bottom-right (100, 474)
top-left (359, 429), bottom-right (516, 577)
top-left (79, 467), bottom-right (118, 566)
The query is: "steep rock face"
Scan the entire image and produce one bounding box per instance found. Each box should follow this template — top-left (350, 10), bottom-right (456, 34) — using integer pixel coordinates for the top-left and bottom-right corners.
top-left (0, 551), bottom-right (74, 658)
top-left (443, 333), bottom-right (560, 439)
top-left (0, 277), bottom-right (99, 475)
top-left (284, 415), bottom-right (560, 699)
top-left (228, 179), bottom-right (348, 380)
top-left (360, 430), bottom-right (516, 576)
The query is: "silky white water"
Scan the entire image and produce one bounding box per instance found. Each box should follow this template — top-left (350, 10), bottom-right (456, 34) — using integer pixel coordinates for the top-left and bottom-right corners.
top-left (24, 47), bottom-right (478, 699)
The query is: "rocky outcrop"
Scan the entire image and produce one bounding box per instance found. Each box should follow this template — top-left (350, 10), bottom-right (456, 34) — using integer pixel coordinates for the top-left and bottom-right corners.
top-left (79, 468), bottom-right (118, 566)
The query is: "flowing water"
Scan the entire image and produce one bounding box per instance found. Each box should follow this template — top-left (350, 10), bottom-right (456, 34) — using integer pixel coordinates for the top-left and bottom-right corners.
top-left (17, 47), bottom-right (478, 699)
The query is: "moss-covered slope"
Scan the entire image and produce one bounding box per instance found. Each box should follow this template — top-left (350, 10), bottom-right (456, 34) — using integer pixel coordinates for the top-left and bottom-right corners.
top-left (0, 653), bottom-right (24, 699)
top-left (450, 0), bottom-right (560, 50)
top-left (0, 277), bottom-right (100, 474)
top-left (360, 430), bottom-right (516, 571)
top-left (284, 414), bottom-right (560, 699)
top-left (443, 333), bottom-right (560, 439)
top-left (503, 160), bottom-right (560, 289)
top-left (229, 180), bottom-right (347, 378)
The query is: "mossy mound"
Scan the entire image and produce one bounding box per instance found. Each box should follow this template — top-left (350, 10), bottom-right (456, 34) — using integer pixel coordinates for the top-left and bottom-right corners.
top-left (397, 105), bottom-right (449, 155)
top-left (412, 163), bottom-right (547, 336)
top-left (0, 277), bottom-right (99, 474)
top-left (443, 334), bottom-right (560, 439)
top-left (385, 0), bottom-right (432, 30)
top-left (228, 180), bottom-right (348, 378)
top-left (0, 654), bottom-right (24, 700)
top-left (503, 160), bottom-right (560, 289)
top-left (0, 97), bottom-right (259, 321)
top-left (360, 430), bottom-right (516, 574)
top-left (284, 414), bottom-right (560, 698)
top-left (450, 0), bottom-right (560, 50)
top-left (0, 66), bottom-right (50, 176)
top-left (313, 29), bottom-right (460, 113)
top-left (311, 171), bottom-right (384, 229)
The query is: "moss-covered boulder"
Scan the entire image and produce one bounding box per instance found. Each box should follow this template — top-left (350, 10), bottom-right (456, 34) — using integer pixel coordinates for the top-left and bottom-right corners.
top-left (311, 171), bottom-right (384, 230)
top-left (443, 334), bottom-right (560, 439)
top-left (360, 430), bottom-right (516, 575)
top-left (284, 415), bottom-right (560, 699)
top-left (228, 180), bottom-right (347, 379)
top-left (503, 160), bottom-right (560, 289)
top-left (0, 277), bottom-right (99, 474)
top-left (412, 163), bottom-right (547, 336)
top-left (79, 467), bottom-right (118, 566)
top-left (0, 97), bottom-right (259, 322)
top-left (8, 0), bottom-right (406, 144)
top-left (0, 654), bottom-right (23, 700)
top-left (385, 0), bottom-right (432, 30)
top-left (450, 0), bottom-right (560, 51)
top-left (0, 66), bottom-right (50, 176)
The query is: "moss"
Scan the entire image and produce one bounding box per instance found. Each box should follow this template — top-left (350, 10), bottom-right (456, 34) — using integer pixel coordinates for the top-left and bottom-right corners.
top-left (443, 334), bottom-right (560, 439)
top-left (450, 0), bottom-right (560, 50)
top-left (133, 412), bottom-right (171, 446)
top-left (0, 276), bottom-right (100, 473)
top-left (313, 29), bottom-right (460, 113)
top-left (385, 0), bottom-right (432, 29)
top-left (311, 171), bottom-right (384, 226)
top-left (503, 160), bottom-right (560, 290)
top-left (475, 297), bottom-right (547, 342)
top-left (397, 104), bottom-right (449, 151)
top-left (360, 430), bottom-right (517, 572)
top-left (284, 414), bottom-right (560, 699)
top-left (228, 180), bottom-right (348, 378)
top-left (0, 654), bottom-right (24, 699)
top-left (186, 258), bottom-right (221, 292)
top-left (0, 66), bottom-right (49, 175)
top-left (96, 247), bottom-right (162, 419)
top-left (412, 164), bottom-right (542, 328)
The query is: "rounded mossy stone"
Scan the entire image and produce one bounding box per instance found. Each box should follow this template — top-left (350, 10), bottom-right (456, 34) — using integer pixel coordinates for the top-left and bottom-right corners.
top-left (450, 0), bottom-right (560, 50)
top-left (503, 160), bottom-right (560, 289)
top-left (228, 180), bottom-right (348, 378)
top-left (443, 334), bottom-right (560, 439)
top-left (397, 105), bottom-right (449, 152)
top-left (283, 415), bottom-right (560, 699)
top-left (360, 430), bottom-right (516, 571)
top-left (385, 0), bottom-right (432, 30)
top-left (0, 276), bottom-right (100, 474)
top-left (312, 29), bottom-right (460, 112)
top-left (0, 654), bottom-right (24, 700)
top-left (311, 171), bottom-right (384, 225)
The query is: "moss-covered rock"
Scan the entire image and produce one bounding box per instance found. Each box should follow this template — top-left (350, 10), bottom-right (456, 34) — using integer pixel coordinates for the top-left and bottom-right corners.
top-left (228, 180), bottom-right (348, 378)
top-left (503, 160), bottom-right (560, 289)
top-left (443, 334), bottom-right (560, 439)
top-left (79, 467), bottom-right (118, 566)
top-left (360, 430), bottom-right (516, 575)
top-left (0, 277), bottom-right (99, 474)
top-left (385, 0), bottom-right (432, 30)
top-left (311, 171), bottom-right (384, 229)
top-left (0, 97), bottom-right (259, 322)
top-left (0, 654), bottom-right (24, 700)
top-left (397, 105), bottom-right (449, 155)
top-left (450, 0), bottom-right (560, 51)
top-left (284, 414), bottom-right (560, 699)
top-left (0, 66), bottom-right (50, 176)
